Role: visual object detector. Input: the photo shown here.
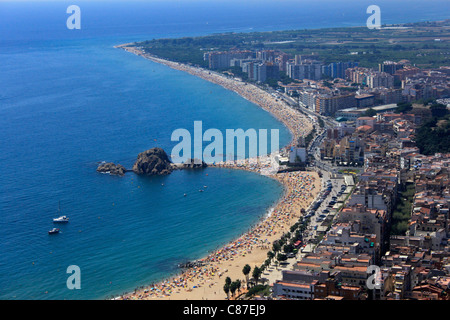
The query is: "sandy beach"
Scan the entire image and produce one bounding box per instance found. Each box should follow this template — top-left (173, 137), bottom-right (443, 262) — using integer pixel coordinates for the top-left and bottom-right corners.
top-left (115, 43), bottom-right (314, 146)
top-left (114, 43), bottom-right (321, 300)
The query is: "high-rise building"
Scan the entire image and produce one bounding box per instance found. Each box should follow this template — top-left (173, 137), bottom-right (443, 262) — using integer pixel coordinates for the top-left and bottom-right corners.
top-left (287, 62), bottom-right (323, 81)
top-left (371, 88), bottom-right (405, 105)
top-left (355, 94), bottom-right (375, 109)
top-left (315, 93), bottom-right (356, 116)
top-left (244, 62), bottom-right (279, 83)
top-left (346, 67), bottom-right (372, 85)
top-left (298, 89), bottom-right (317, 109)
top-left (323, 62), bottom-right (359, 79)
top-left (257, 50), bottom-right (276, 62)
top-left (379, 61), bottom-right (404, 75)
top-left (205, 50), bottom-right (253, 69)
top-left (265, 62), bottom-right (280, 81)
top-left (367, 72), bottom-right (394, 89)
top-left (276, 53), bottom-right (290, 72)
top-left (393, 66), bottom-right (420, 82)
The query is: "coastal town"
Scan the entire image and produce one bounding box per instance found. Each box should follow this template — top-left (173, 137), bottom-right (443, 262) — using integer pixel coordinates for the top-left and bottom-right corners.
top-left (4, 0), bottom-right (450, 309)
top-left (116, 32), bottom-right (450, 301)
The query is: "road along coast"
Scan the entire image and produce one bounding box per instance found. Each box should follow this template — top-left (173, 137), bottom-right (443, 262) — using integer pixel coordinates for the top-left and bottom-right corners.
top-left (114, 43), bottom-right (321, 300)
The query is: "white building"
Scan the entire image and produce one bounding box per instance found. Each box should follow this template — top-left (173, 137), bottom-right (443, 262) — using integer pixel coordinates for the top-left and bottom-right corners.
top-left (289, 147), bottom-right (307, 164)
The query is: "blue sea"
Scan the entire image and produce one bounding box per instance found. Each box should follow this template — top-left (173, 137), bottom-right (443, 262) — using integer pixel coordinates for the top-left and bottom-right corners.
top-left (1, 0), bottom-right (449, 300)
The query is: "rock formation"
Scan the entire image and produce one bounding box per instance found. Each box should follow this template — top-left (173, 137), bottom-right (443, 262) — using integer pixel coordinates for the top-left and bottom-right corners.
top-left (180, 158), bottom-right (208, 169)
top-left (97, 148), bottom-right (208, 177)
top-left (132, 147), bottom-right (174, 175)
top-left (96, 162), bottom-right (127, 176)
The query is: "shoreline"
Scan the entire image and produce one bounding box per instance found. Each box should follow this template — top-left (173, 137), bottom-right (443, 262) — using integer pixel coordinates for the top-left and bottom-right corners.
top-left (113, 44), bottom-right (320, 300)
top-left (115, 43), bottom-right (314, 147)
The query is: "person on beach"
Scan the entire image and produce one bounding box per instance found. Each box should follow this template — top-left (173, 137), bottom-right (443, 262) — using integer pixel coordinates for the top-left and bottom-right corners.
top-left (115, 46), bottom-right (319, 301)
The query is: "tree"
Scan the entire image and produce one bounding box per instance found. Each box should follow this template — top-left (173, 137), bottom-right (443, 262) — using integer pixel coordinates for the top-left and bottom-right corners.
top-left (396, 102), bottom-right (412, 113)
top-left (230, 281), bottom-right (238, 298)
top-left (277, 253), bottom-right (287, 262)
top-left (225, 276), bottom-right (232, 287)
top-left (283, 244), bottom-right (294, 253)
top-left (235, 279), bottom-right (242, 294)
top-left (415, 118), bottom-right (450, 155)
top-left (430, 103), bottom-right (448, 118)
top-left (252, 266), bottom-right (262, 285)
top-left (242, 264), bottom-right (251, 285)
top-left (363, 108), bottom-right (377, 117)
top-left (223, 284), bottom-right (230, 300)
top-left (272, 241), bottom-right (281, 253)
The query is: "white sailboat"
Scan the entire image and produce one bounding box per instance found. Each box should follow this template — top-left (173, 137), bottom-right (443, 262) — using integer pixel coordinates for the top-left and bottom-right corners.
top-left (53, 202), bottom-right (69, 223)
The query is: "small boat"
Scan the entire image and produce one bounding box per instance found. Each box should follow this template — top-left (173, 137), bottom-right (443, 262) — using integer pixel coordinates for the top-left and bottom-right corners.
top-left (53, 215), bottom-right (69, 223)
top-left (48, 228), bottom-right (60, 235)
top-left (53, 201), bottom-right (69, 223)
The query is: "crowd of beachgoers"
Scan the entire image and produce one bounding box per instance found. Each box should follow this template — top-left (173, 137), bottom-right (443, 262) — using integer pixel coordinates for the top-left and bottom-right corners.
top-left (117, 170), bottom-right (319, 300)
top-left (114, 44), bottom-right (320, 300)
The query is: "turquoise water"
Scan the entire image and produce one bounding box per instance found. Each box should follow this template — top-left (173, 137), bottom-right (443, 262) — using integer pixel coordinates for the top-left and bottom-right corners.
top-left (0, 37), bottom-right (290, 300)
top-left (1, 0), bottom-right (448, 300)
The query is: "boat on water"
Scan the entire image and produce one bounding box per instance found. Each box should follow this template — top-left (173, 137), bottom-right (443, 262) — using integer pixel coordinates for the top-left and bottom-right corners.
top-left (48, 228), bottom-right (60, 234)
top-left (53, 215), bottom-right (69, 223)
top-left (53, 201), bottom-right (69, 223)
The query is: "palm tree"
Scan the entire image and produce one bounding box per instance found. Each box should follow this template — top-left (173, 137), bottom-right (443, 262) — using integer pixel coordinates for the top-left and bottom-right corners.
top-left (223, 283), bottom-right (230, 300)
top-left (230, 281), bottom-right (238, 298)
top-left (252, 266), bottom-right (262, 285)
top-left (236, 279), bottom-right (241, 294)
top-left (242, 264), bottom-right (251, 286)
top-left (272, 241), bottom-right (281, 253)
top-left (225, 276), bottom-right (231, 287)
